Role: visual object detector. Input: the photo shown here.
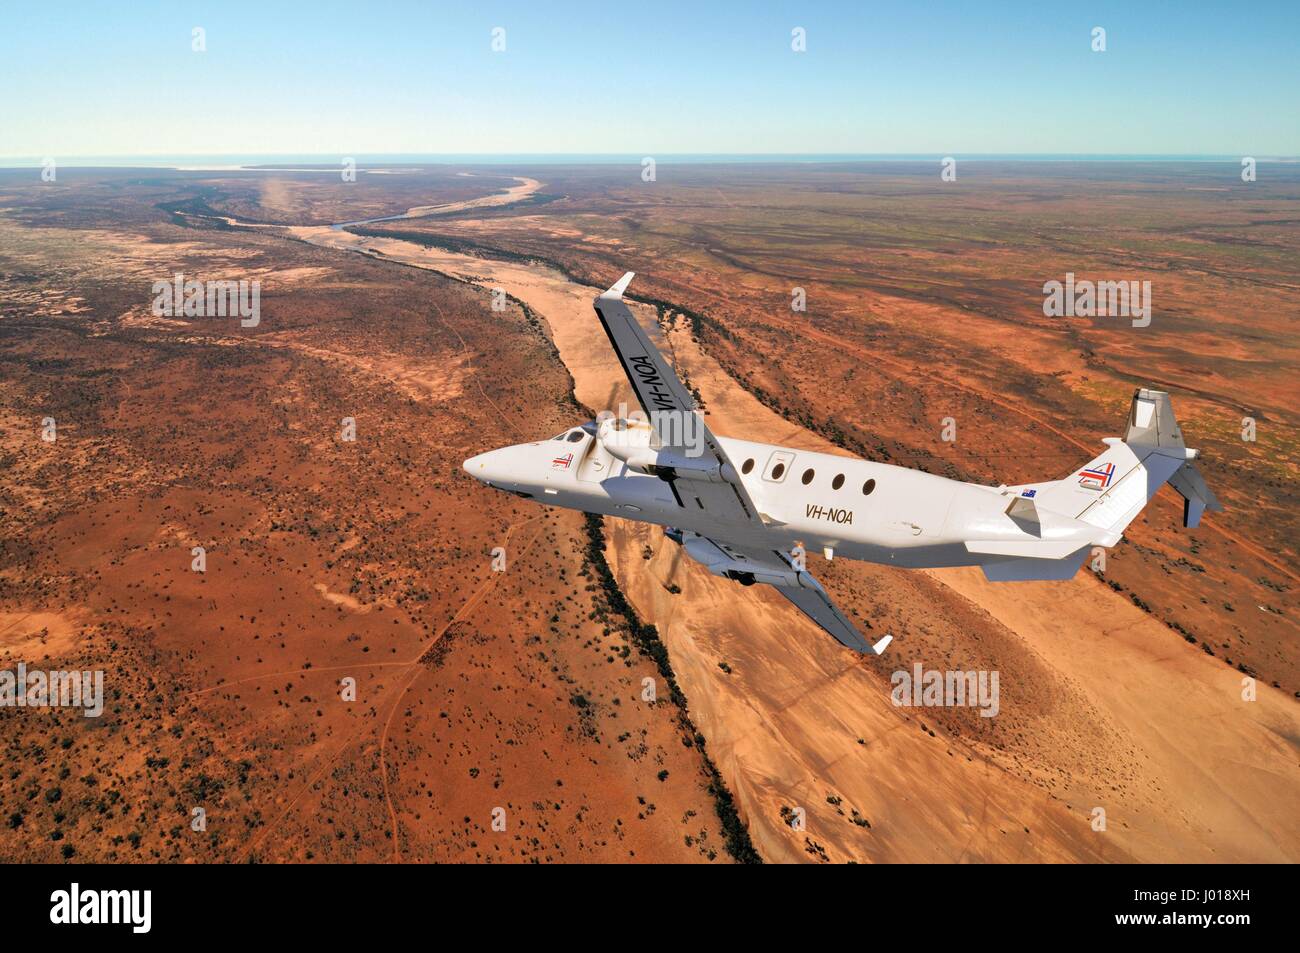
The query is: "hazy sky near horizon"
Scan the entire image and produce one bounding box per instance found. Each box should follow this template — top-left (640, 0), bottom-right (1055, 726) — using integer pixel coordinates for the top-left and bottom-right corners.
top-left (2, 0), bottom-right (1297, 158)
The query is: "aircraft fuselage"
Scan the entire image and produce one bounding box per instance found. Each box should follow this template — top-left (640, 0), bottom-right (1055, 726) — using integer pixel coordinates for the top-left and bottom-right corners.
top-left (465, 426), bottom-right (1039, 571)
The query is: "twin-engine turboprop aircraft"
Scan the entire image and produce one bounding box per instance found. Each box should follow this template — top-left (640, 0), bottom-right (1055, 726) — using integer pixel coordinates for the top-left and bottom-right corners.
top-left (464, 272), bottom-right (1221, 655)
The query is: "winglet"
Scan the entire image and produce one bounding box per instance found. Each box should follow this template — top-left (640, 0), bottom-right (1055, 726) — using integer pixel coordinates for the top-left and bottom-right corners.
top-left (600, 271), bottom-right (636, 301)
top-left (871, 634), bottom-right (893, 656)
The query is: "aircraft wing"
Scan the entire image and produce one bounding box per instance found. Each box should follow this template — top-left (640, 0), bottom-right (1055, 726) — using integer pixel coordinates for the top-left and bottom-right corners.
top-left (776, 577), bottom-right (893, 656)
top-left (678, 532), bottom-right (892, 656)
top-left (594, 273), bottom-right (760, 525)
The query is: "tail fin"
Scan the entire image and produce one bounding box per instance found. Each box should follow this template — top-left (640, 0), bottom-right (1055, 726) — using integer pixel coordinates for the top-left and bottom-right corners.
top-left (1025, 389), bottom-right (1222, 546)
top-left (1123, 389), bottom-right (1223, 528)
top-left (1122, 387), bottom-right (1185, 450)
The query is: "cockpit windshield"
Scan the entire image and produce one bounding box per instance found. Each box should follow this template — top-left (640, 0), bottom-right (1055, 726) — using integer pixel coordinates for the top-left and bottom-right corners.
top-left (552, 421), bottom-right (599, 440)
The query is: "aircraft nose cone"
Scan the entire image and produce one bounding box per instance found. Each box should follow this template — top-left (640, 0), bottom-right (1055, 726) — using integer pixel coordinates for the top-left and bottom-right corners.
top-left (465, 449), bottom-right (513, 487)
top-left (465, 447), bottom-right (526, 490)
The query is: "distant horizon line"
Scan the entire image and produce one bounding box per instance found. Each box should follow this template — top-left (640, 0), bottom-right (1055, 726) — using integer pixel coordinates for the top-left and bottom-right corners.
top-left (2, 151), bottom-right (1296, 169)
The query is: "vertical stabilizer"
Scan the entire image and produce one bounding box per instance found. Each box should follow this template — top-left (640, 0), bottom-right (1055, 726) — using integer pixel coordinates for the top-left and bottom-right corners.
top-left (1124, 388), bottom-right (1185, 449)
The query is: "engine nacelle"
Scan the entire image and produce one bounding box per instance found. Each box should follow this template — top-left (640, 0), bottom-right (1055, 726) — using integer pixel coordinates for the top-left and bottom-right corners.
top-left (597, 417), bottom-right (654, 464)
top-left (595, 413), bottom-right (738, 478)
top-left (598, 417), bottom-right (737, 484)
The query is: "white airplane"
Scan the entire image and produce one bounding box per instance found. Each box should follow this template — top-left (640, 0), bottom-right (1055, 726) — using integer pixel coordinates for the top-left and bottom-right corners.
top-left (464, 273), bottom-right (1221, 655)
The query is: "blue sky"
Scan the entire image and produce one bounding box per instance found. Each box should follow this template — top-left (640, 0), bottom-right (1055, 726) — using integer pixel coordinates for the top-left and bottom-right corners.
top-left (1, 0), bottom-right (1296, 158)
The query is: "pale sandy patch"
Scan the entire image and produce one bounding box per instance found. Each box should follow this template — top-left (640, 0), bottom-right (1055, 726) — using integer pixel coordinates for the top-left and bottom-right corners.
top-left (0, 610), bottom-right (83, 660)
top-left (313, 582), bottom-right (369, 613)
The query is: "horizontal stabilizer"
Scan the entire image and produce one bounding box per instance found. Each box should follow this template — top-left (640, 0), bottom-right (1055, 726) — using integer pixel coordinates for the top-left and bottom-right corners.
top-left (1167, 460), bottom-right (1222, 528)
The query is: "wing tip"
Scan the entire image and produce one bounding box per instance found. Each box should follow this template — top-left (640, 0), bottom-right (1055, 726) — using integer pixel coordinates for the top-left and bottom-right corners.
top-left (871, 634), bottom-right (893, 656)
top-left (599, 271), bottom-right (636, 301)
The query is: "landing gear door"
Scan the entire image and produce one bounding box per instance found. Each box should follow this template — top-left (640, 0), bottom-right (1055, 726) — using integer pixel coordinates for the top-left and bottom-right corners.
top-left (762, 450), bottom-right (795, 482)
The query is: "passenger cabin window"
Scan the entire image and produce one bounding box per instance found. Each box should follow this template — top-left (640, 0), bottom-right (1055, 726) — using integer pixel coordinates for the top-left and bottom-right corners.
top-left (801, 468), bottom-right (815, 485)
top-left (863, 478), bottom-right (876, 495)
top-left (762, 450), bottom-right (795, 482)
top-left (741, 458), bottom-right (755, 474)
top-left (566, 430), bottom-right (585, 442)
top-left (832, 474), bottom-right (844, 490)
